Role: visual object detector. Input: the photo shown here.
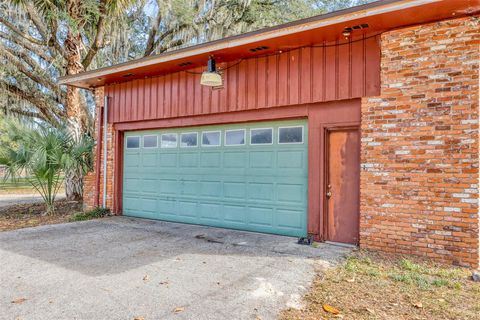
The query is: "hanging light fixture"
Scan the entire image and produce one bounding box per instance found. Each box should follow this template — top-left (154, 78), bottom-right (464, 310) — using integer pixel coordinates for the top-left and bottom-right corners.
top-left (200, 56), bottom-right (223, 87)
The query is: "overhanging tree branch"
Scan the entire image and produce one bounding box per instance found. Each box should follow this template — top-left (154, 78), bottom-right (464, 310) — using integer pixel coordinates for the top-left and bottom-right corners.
top-left (1, 44), bottom-right (65, 103)
top-left (82, 0), bottom-right (107, 68)
top-left (0, 80), bottom-right (60, 126)
top-left (0, 105), bottom-right (47, 121)
top-left (24, 3), bottom-right (68, 60)
top-left (0, 31), bottom-right (54, 64)
top-left (0, 16), bottom-right (45, 46)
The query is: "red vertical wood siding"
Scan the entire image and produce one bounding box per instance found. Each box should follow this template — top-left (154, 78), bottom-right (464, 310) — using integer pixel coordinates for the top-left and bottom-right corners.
top-left (106, 38), bottom-right (380, 123)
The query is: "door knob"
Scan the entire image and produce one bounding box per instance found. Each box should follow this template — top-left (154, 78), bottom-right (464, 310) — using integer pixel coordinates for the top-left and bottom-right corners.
top-left (326, 190), bottom-right (332, 198)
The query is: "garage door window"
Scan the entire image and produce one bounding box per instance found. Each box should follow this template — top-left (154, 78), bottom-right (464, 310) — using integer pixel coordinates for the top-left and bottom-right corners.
top-left (126, 136), bottom-right (140, 149)
top-left (278, 126), bottom-right (304, 144)
top-left (202, 131), bottom-right (221, 146)
top-left (250, 128), bottom-right (273, 145)
top-left (181, 132), bottom-right (198, 147)
top-left (161, 133), bottom-right (177, 148)
top-left (225, 129), bottom-right (245, 146)
top-left (143, 135), bottom-right (158, 148)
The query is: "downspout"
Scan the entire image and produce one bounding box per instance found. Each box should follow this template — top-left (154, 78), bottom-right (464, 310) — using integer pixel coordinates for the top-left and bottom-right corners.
top-left (102, 95), bottom-right (108, 208)
top-left (93, 101), bottom-right (103, 207)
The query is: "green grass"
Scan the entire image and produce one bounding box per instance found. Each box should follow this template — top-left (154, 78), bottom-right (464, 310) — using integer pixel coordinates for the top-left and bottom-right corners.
top-left (0, 177), bottom-right (32, 189)
top-left (0, 176), bottom-right (66, 194)
top-left (69, 207), bottom-right (111, 222)
top-left (385, 258), bottom-right (466, 290)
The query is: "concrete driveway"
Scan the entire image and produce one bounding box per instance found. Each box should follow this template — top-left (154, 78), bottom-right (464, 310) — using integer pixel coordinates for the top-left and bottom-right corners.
top-left (0, 217), bottom-right (350, 320)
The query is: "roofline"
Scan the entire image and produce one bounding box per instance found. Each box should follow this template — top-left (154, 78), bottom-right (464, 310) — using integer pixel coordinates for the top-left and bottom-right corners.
top-left (58, 0), bottom-right (438, 86)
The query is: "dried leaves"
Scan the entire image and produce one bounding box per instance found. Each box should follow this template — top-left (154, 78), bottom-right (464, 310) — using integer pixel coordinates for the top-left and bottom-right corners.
top-left (322, 304), bottom-right (340, 315)
top-left (11, 298), bottom-right (27, 304)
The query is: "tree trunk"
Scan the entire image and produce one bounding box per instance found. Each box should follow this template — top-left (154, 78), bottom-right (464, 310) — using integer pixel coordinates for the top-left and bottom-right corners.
top-left (64, 12), bottom-right (88, 201)
top-left (64, 168), bottom-right (83, 201)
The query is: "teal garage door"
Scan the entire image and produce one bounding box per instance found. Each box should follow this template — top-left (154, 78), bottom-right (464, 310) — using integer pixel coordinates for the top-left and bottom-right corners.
top-left (123, 120), bottom-right (308, 237)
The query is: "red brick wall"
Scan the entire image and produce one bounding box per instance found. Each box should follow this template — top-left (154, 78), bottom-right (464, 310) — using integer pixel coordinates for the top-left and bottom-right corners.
top-left (83, 171), bottom-right (95, 210)
top-left (360, 16), bottom-right (480, 268)
top-left (83, 87), bottom-right (116, 211)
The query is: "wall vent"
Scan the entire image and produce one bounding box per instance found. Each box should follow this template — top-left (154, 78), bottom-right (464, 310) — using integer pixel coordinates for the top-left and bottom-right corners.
top-left (178, 61), bottom-right (193, 67)
top-left (345, 23), bottom-right (369, 33)
top-left (249, 46), bottom-right (269, 53)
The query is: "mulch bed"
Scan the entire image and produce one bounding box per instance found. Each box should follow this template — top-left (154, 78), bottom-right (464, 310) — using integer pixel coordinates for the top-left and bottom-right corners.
top-left (0, 199), bottom-right (82, 231)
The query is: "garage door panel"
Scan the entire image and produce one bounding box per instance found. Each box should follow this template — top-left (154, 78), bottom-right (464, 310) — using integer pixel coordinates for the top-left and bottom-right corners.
top-left (277, 150), bottom-right (305, 168)
top-left (248, 207), bottom-right (274, 226)
top-left (141, 198), bottom-right (157, 213)
top-left (223, 205), bottom-right (246, 223)
top-left (199, 203), bottom-right (222, 221)
top-left (142, 179), bottom-right (158, 194)
top-left (124, 178), bottom-right (141, 192)
top-left (223, 151), bottom-right (246, 168)
top-left (181, 180), bottom-right (198, 195)
top-left (179, 152), bottom-right (198, 167)
top-left (200, 152), bottom-right (221, 167)
top-left (124, 153), bottom-right (140, 167)
top-left (248, 183), bottom-right (274, 201)
top-left (200, 181), bottom-right (222, 197)
top-left (159, 153), bottom-right (177, 167)
top-left (223, 182), bottom-right (246, 199)
top-left (142, 153), bottom-right (157, 167)
top-left (160, 179), bottom-right (178, 194)
top-left (157, 199), bottom-right (176, 215)
top-left (276, 209), bottom-right (304, 229)
top-left (277, 183), bottom-right (304, 204)
top-left (249, 151), bottom-right (274, 168)
top-left (123, 120), bottom-right (308, 237)
top-left (177, 201), bottom-right (197, 217)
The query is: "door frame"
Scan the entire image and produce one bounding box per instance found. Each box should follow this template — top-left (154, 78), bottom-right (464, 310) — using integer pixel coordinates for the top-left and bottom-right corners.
top-left (322, 125), bottom-right (361, 243)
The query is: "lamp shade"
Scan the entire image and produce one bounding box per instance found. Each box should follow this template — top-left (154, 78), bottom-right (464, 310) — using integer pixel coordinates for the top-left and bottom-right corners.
top-left (200, 72), bottom-right (223, 87)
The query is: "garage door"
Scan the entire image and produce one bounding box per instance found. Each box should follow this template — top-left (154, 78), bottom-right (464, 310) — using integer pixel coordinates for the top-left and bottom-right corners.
top-left (123, 120), bottom-right (308, 237)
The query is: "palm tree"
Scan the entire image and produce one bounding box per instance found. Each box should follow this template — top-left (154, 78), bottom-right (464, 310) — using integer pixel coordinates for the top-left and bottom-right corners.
top-left (0, 0), bottom-right (138, 200)
top-left (0, 119), bottom-right (94, 213)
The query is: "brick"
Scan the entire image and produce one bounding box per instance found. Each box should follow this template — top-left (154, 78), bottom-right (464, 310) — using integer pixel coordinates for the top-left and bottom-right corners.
top-left (360, 16), bottom-right (480, 269)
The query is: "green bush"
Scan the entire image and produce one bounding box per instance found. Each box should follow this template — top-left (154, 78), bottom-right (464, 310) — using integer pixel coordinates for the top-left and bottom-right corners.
top-left (0, 119), bottom-right (93, 213)
top-left (69, 207), bottom-right (111, 222)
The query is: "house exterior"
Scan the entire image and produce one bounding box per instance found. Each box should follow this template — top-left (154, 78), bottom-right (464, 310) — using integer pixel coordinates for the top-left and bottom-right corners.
top-left (59, 0), bottom-right (480, 268)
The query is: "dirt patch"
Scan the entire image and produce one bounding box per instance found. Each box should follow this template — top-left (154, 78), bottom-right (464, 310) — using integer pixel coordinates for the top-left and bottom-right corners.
top-left (281, 251), bottom-right (480, 320)
top-left (0, 200), bottom-right (82, 231)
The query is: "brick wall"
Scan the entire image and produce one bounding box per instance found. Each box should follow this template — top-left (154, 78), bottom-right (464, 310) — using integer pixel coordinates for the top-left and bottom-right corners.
top-left (360, 16), bottom-right (480, 268)
top-left (83, 87), bottom-right (116, 211)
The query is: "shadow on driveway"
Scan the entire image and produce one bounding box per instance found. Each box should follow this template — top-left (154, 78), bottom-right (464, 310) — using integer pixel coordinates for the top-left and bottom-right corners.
top-left (0, 217), bottom-right (351, 320)
top-left (0, 217), bottom-right (349, 276)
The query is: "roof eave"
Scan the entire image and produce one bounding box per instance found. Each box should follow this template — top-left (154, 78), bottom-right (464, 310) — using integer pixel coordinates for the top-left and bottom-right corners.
top-left (59, 0), bottom-right (434, 88)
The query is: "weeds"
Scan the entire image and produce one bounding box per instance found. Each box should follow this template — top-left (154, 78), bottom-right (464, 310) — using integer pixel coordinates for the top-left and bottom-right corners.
top-left (69, 207), bottom-right (110, 222)
top-left (281, 251), bottom-right (479, 320)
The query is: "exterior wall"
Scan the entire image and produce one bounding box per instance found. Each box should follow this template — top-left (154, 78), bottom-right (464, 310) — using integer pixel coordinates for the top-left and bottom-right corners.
top-left (83, 15), bottom-right (480, 267)
top-left (104, 38), bottom-right (380, 123)
top-left (360, 16), bottom-right (480, 268)
top-left (83, 87), bottom-right (116, 211)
